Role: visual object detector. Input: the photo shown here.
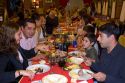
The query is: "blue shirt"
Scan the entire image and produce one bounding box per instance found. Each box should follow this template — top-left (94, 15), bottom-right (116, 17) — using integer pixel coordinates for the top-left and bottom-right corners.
top-left (91, 43), bottom-right (125, 83)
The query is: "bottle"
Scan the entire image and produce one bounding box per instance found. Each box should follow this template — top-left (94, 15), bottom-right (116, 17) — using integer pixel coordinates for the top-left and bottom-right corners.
top-left (72, 40), bottom-right (77, 48)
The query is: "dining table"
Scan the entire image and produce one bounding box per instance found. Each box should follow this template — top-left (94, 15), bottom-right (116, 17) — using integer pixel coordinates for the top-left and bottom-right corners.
top-left (19, 45), bottom-right (94, 83)
top-left (19, 23), bottom-right (94, 83)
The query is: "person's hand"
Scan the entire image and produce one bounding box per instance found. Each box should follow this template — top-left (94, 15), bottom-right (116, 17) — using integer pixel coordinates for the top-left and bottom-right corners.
top-left (31, 54), bottom-right (46, 60)
top-left (92, 72), bottom-right (106, 82)
top-left (19, 70), bottom-right (35, 79)
top-left (35, 44), bottom-right (49, 52)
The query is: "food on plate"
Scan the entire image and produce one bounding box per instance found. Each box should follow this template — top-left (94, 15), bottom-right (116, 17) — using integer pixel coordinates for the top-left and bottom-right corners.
top-left (35, 68), bottom-right (43, 74)
top-left (27, 64), bottom-right (50, 73)
top-left (66, 64), bottom-right (80, 70)
top-left (69, 69), bottom-right (94, 80)
top-left (55, 50), bottom-right (67, 57)
top-left (68, 51), bottom-right (86, 57)
top-left (69, 57), bottom-right (84, 64)
top-left (50, 50), bottom-right (67, 57)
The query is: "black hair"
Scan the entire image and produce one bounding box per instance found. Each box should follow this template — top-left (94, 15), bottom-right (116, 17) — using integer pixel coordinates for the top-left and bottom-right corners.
top-left (83, 25), bottom-right (95, 34)
top-left (0, 21), bottom-right (19, 55)
top-left (39, 14), bottom-right (45, 17)
top-left (84, 33), bottom-right (97, 44)
top-left (22, 18), bottom-right (36, 28)
top-left (79, 8), bottom-right (87, 18)
top-left (31, 13), bottom-right (41, 21)
top-left (99, 22), bottom-right (120, 41)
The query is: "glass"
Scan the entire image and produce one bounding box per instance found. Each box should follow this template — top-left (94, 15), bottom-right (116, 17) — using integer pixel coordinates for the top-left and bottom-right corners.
top-left (58, 43), bottom-right (63, 51)
top-left (48, 56), bottom-right (56, 66)
top-left (63, 43), bottom-right (67, 52)
top-left (58, 58), bottom-right (66, 67)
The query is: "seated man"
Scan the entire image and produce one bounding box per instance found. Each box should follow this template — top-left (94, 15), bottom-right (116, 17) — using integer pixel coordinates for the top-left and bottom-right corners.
top-left (85, 22), bottom-right (125, 83)
top-left (19, 18), bottom-right (37, 59)
top-left (19, 18), bottom-right (48, 59)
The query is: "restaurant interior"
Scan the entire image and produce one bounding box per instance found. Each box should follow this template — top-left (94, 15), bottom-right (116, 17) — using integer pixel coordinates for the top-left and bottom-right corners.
top-left (0, 0), bottom-right (125, 83)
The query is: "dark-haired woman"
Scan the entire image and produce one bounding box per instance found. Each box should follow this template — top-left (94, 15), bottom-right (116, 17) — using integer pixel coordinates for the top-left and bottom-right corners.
top-left (0, 22), bottom-right (34, 83)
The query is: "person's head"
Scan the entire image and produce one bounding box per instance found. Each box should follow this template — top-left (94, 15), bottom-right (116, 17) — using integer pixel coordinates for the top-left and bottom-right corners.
top-left (77, 28), bottom-right (84, 36)
top-left (49, 10), bottom-right (56, 19)
top-left (77, 18), bottom-right (85, 28)
top-left (83, 24), bottom-right (95, 36)
top-left (40, 14), bottom-right (46, 27)
top-left (32, 13), bottom-right (42, 28)
top-left (76, 35), bottom-right (83, 47)
top-left (83, 33), bottom-right (96, 49)
top-left (0, 22), bottom-right (21, 54)
top-left (21, 18), bottom-right (36, 38)
top-left (79, 8), bottom-right (87, 19)
top-left (97, 22), bottom-right (120, 48)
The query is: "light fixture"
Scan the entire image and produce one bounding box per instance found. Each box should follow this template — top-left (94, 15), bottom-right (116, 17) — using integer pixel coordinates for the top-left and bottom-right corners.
top-left (32, 0), bottom-right (36, 2)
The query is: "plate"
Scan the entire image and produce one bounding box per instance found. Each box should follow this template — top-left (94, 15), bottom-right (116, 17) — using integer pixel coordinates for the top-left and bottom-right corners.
top-left (26, 64), bottom-right (50, 73)
top-left (66, 64), bottom-right (80, 70)
top-left (68, 51), bottom-right (86, 56)
top-left (69, 57), bottom-right (84, 64)
top-left (69, 69), bottom-right (94, 80)
top-left (42, 74), bottom-right (68, 83)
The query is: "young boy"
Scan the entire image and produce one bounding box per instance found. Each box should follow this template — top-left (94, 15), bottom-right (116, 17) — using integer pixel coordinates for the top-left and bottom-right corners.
top-left (83, 33), bottom-right (98, 62)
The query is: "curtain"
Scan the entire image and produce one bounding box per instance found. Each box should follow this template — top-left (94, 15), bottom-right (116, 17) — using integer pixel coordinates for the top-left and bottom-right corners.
top-left (120, 1), bottom-right (125, 22)
top-left (111, 1), bottom-right (116, 18)
top-left (97, 1), bottom-right (101, 14)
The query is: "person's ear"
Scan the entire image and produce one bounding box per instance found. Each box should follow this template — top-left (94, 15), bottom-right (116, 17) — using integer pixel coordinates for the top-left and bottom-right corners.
top-left (108, 34), bottom-right (115, 41)
top-left (110, 34), bottom-right (115, 39)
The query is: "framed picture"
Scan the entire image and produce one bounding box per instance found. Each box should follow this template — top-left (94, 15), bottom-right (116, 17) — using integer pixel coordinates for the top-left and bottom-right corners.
top-left (45, 0), bottom-right (52, 3)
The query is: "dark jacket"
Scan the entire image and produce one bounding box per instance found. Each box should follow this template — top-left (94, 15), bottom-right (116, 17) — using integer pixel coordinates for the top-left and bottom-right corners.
top-left (91, 44), bottom-right (125, 83)
top-left (18, 46), bottom-right (36, 59)
top-left (46, 16), bottom-right (59, 34)
top-left (0, 51), bottom-right (28, 83)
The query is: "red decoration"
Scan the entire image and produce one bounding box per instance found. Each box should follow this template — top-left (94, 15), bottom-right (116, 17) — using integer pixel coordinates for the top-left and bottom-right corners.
top-left (59, 0), bottom-right (69, 7)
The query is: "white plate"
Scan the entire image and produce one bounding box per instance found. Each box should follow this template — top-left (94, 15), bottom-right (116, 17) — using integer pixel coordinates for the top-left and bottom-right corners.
top-left (70, 57), bottom-right (84, 64)
top-left (26, 64), bottom-right (50, 73)
top-left (42, 74), bottom-right (68, 83)
top-left (69, 69), bottom-right (94, 80)
top-left (68, 51), bottom-right (86, 56)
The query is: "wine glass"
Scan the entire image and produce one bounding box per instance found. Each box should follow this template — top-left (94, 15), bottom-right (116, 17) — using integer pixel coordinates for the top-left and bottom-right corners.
top-left (58, 58), bottom-right (66, 68)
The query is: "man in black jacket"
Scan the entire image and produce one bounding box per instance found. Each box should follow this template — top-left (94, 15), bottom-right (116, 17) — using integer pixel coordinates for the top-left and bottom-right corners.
top-left (85, 23), bottom-right (125, 83)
